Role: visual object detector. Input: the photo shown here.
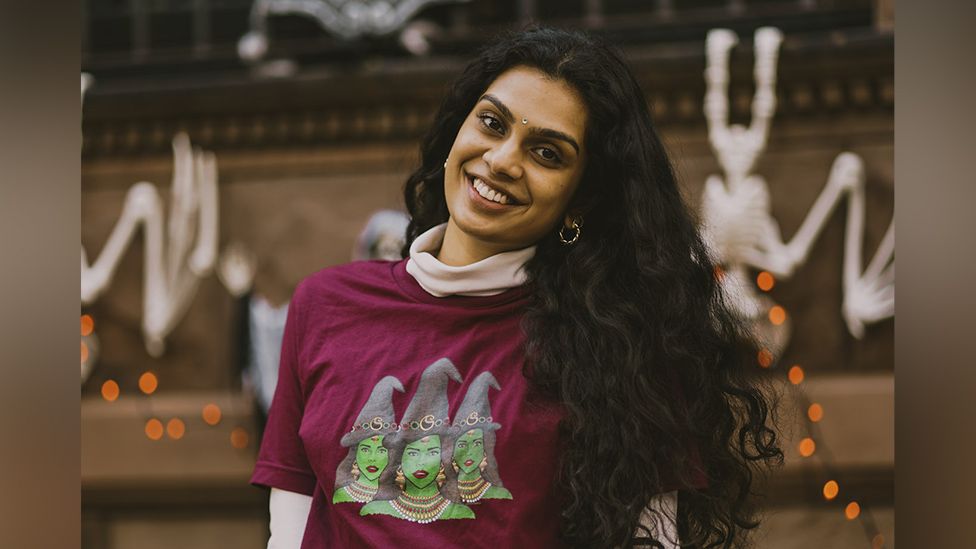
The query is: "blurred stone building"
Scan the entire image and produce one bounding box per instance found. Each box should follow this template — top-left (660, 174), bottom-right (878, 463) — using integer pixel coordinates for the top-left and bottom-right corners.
top-left (81, 1), bottom-right (893, 547)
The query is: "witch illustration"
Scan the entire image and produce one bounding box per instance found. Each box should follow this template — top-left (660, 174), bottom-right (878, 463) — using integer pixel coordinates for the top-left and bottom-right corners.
top-left (360, 358), bottom-right (475, 522)
top-left (451, 371), bottom-right (513, 503)
top-left (333, 376), bottom-right (404, 504)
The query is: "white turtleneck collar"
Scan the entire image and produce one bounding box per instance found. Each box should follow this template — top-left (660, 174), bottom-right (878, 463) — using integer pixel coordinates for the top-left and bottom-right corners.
top-left (405, 222), bottom-right (536, 297)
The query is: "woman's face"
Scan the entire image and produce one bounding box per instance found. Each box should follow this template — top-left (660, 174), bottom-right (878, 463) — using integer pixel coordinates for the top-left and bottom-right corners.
top-left (444, 65), bottom-right (588, 254)
top-left (453, 428), bottom-right (485, 474)
top-left (401, 435), bottom-right (442, 490)
top-left (355, 435), bottom-right (389, 481)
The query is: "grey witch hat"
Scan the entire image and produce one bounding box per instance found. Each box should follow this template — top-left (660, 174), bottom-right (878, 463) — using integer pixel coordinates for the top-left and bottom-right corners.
top-left (451, 371), bottom-right (502, 434)
top-left (340, 375), bottom-right (405, 447)
top-left (395, 358), bottom-right (462, 440)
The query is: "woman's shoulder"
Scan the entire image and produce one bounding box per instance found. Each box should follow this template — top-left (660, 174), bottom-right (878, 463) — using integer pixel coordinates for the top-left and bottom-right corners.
top-left (293, 259), bottom-right (404, 303)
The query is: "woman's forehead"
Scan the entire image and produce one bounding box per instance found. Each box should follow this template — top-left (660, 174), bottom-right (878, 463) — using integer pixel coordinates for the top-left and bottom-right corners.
top-left (480, 66), bottom-right (587, 145)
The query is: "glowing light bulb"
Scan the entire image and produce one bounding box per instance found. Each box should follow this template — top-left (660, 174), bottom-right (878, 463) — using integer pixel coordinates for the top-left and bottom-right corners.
top-left (757, 349), bottom-right (774, 368)
top-left (81, 314), bottom-right (94, 336)
top-left (823, 480), bottom-right (839, 500)
top-left (145, 418), bottom-right (164, 440)
top-left (845, 501), bottom-right (860, 519)
top-left (202, 403), bottom-right (222, 426)
top-left (167, 418), bottom-right (185, 440)
top-left (808, 403), bottom-right (824, 422)
top-left (756, 271), bottom-right (775, 291)
top-left (101, 380), bottom-right (120, 402)
top-left (788, 365), bottom-right (804, 384)
top-left (139, 372), bottom-right (158, 395)
top-left (231, 427), bottom-right (249, 449)
top-left (798, 437), bottom-right (815, 457)
top-left (769, 305), bottom-right (786, 326)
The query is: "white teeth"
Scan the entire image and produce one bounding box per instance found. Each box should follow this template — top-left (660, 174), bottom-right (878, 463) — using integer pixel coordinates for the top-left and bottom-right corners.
top-left (471, 176), bottom-right (511, 205)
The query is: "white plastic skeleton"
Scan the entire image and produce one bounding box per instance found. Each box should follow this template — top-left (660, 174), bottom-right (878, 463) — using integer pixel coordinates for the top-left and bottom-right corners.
top-left (699, 28), bottom-right (894, 341)
top-left (81, 75), bottom-right (256, 357)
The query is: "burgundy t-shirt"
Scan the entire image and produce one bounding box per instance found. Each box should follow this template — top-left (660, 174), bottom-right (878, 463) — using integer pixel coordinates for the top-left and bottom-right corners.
top-left (251, 259), bottom-right (706, 548)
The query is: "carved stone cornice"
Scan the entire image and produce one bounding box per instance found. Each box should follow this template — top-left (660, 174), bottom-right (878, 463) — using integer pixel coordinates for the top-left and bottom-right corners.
top-left (82, 31), bottom-right (891, 159)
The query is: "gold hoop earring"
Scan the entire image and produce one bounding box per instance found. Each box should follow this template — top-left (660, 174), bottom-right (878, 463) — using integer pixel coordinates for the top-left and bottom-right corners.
top-left (559, 217), bottom-right (583, 245)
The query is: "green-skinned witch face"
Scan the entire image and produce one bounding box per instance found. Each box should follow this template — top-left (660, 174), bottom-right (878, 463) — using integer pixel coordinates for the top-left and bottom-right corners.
top-left (355, 435), bottom-right (389, 481)
top-left (401, 435), bottom-right (442, 490)
top-left (453, 428), bottom-right (485, 474)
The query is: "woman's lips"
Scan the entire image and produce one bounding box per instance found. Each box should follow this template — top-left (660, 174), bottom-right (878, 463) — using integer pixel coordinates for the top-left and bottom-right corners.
top-left (366, 465), bottom-right (379, 473)
top-left (412, 470), bottom-right (429, 479)
top-left (464, 459), bottom-right (474, 467)
top-left (465, 173), bottom-right (516, 210)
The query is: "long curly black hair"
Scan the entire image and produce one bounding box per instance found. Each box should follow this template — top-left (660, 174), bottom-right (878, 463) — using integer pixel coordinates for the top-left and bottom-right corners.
top-left (400, 25), bottom-right (783, 548)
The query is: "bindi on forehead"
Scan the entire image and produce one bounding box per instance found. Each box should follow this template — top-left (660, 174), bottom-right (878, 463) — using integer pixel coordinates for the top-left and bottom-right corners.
top-left (485, 66), bottom-right (584, 124)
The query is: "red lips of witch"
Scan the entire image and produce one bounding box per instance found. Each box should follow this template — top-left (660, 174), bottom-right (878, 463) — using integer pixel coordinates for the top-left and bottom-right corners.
top-left (464, 459), bottom-right (474, 467)
top-left (366, 465), bottom-right (379, 473)
top-left (412, 470), bottom-right (429, 479)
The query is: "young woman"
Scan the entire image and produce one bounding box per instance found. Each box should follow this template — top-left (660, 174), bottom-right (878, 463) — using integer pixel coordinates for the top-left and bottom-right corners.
top-left (252, 25), bottom-right (782, 548)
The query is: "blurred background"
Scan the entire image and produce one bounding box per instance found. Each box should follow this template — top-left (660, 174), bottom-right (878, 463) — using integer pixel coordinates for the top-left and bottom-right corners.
top-left (80, 0), bottom-right (893, 547)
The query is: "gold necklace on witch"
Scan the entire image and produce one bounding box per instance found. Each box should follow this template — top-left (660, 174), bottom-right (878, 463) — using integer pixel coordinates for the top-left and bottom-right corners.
top-left (457, 476), bottom-right (491, 503)
top-left (343, 479), bottom-right (379, 503)
top-left (389, 490), bottom-right (451, 523)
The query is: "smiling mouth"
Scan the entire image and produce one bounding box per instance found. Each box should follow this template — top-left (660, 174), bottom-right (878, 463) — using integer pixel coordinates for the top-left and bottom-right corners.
top-left (464, 459), bottom-right (474, 467)
top-left (366, 465), bottom-right (379, 473)
top-left (466, 172), bottom-right (519, 206)
top-left (412, 470), bottom-right (429, 479)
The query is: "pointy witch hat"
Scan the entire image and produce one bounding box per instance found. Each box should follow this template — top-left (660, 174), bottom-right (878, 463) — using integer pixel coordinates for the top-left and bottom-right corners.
top-left (451, 371), bottom-right (502, 434)
top-left (395, 357), bottom-right (462, 441)
top-left (341, 375), bottom-right (405, 447)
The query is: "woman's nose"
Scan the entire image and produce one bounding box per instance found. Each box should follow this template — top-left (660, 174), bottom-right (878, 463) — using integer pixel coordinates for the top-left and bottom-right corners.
top-left (483, 137), bottom-right (524, 180)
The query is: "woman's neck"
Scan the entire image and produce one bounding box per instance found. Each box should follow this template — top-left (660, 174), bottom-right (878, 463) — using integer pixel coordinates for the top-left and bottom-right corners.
top-left (436, 219), bottom-right (504, 266)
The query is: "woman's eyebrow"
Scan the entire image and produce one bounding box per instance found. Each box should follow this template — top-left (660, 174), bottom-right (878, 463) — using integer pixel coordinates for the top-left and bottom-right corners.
top-left (478, 93), bottom-right (581, 155)
top-left (479, 94), bottom-right (516, 123)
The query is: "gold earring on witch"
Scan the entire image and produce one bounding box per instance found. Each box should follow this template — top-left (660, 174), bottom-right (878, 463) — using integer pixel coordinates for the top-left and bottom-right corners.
top-left (478, 455), bottom-right (488, 472)
top-left (395, 466), bottom-right (405, 491)
top-left (351, 462), bottom-right (361, 480)
top-left (559, 216), bottom-right (583, 245)
top-left (451, 460), bottom-right (460, 474)
top-left (436, 464), bottom-right (447, 487)
top-left (443, 158), bottom-right (448, 169)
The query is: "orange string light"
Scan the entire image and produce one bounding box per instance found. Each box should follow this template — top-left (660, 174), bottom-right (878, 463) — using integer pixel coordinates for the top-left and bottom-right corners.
top-left (798, 437), bottom-right (816, 457)
top-left (101, 380), bottom-right (120, 402)
top-left (756, 271), bottom-right (775, 291)
top-left (871, 534), bottom-right (885, 549)
top-left (81, 314), bottom-right (94, 336)
top-left (138, 372), bottom-right (158, 395)
top-left (823, 480), bottom-right (839, 500)
top-left (757, 349), bottom-right (774, 368)
top-left (167, 418), bottom-right (186, 440)
top-left (788, 365), bottom-right (804, 384)
top-left (81, 342), bottom-right (90, 364)
top-left (145, 418), bottom-right (164, 441)
top-left (230, 427), bottom-right (249, 449)
top-left (845, 501), bottom-right (861, 520)
top-left (202, 403), bottom-right (222, 426)
top-left (769, 305), bottom-right (786, 325)
top-left (808, 403), bottom-right (824, 422)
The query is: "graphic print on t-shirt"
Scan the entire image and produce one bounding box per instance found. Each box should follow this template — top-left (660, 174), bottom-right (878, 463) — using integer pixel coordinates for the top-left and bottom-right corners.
top-left (333, 357), bottom-right (513, 523)
top-left (332, 376), bottom-right (404, 504)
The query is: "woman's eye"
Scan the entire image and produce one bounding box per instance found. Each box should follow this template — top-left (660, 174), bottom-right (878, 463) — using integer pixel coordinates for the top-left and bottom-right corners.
top-left (535, 147), bottom-right (561, 163)
top-left (479, 113), bottom-right (504, 133)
